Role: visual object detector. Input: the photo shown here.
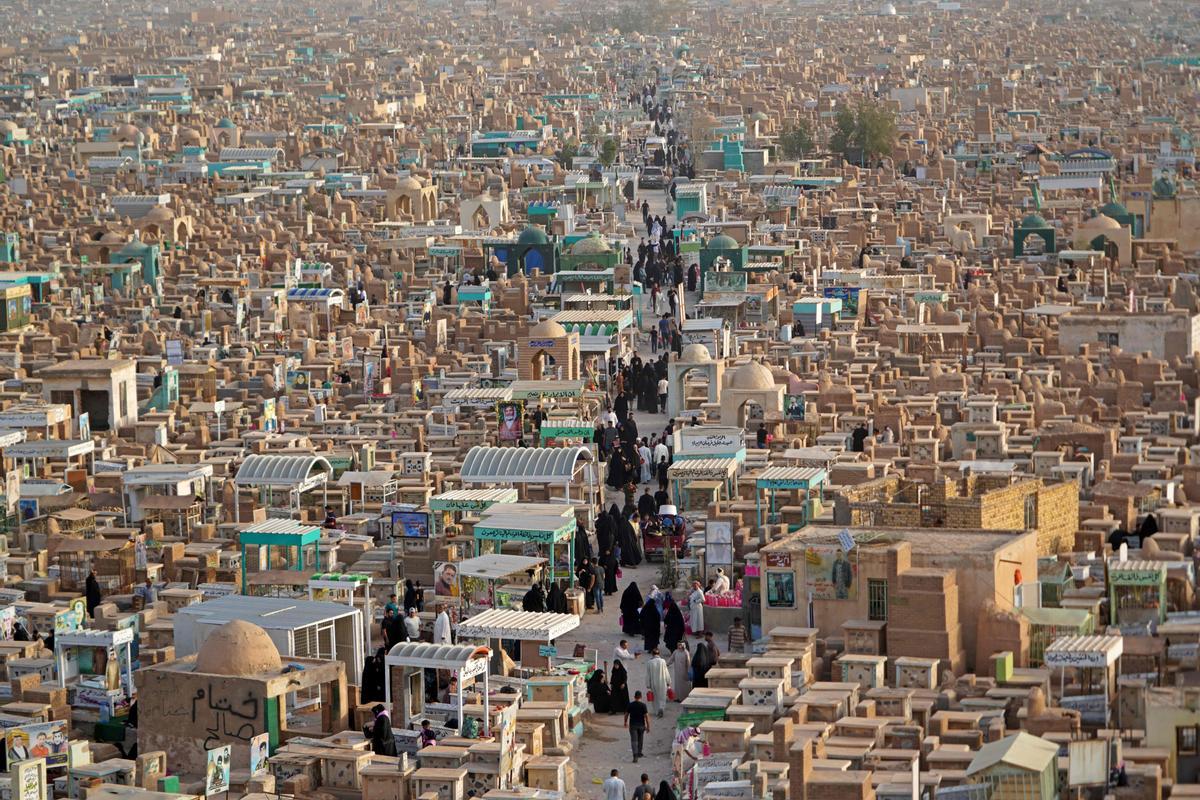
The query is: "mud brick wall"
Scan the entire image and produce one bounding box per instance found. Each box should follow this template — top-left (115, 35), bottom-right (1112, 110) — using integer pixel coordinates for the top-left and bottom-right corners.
top-left (887, 568), bottom-right (964, 674)
top-left (1035, 481), bottom-right (1080, 555)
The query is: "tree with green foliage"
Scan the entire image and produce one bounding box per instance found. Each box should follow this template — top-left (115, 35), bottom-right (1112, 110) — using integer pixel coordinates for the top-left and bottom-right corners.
top-left (555, 138), bottom-right (580, 168)
top-left (599, 137), bottom-right (619, 168)
top-left (778, 121), bottom-right (815, 160)
top-left (829, 101), bottom-right (898, 166)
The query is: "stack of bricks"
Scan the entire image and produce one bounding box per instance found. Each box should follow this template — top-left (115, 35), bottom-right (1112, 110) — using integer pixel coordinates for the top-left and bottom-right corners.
top-left (886, 567), bottom-right (965, 674)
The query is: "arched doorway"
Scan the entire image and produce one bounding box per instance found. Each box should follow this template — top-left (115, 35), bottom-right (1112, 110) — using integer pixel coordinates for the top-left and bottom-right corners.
top-left (531, 349), bottom-right (557, 381)
top-left (739, 399), bottom-right (763, 428)
top-left (473, 205), bottom-right (491, 230)
top-left (523, 249), bottom-right (545, 274)
top-left (680, 366), bottom-right (711, 412)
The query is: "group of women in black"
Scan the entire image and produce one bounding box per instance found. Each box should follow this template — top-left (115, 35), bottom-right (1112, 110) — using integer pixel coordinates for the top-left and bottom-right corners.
top-left (584, 658), bottom-right (630, 715)
top-left (518, 580), bottom-right (568, 614)
top-left (618, 582), bottom-right (686, 653)
top-left (593, 503), bottom-right (644, 568)
top-left (620, 353), bottom-right (670, 417)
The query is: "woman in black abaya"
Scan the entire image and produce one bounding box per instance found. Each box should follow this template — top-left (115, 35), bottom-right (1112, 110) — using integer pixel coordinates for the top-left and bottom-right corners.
top-left (602, 550), bottom-right (619, 595)
top-left (617, 511), bottom-right (643, 565)
top-left (663, 599), bottom-right (686, 652)
top-left (586, 668), bottom-right (611, 713)
top-left (609, 660), bottom-right (631, 714)
top-left (640, 598), bottom-right (661, 653)
top-left (522, 583), bottom-right (546, 612)
top-left (595, 512), bottom-right (615, 556)
top-left (547, 581), bottom-right (568, 614)
top-left (620, 582), bottom-right (643, 637)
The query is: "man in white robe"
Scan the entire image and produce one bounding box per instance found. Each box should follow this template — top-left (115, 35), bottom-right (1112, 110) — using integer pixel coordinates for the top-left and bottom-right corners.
top-left (645, 648), bottom-right (671, 717)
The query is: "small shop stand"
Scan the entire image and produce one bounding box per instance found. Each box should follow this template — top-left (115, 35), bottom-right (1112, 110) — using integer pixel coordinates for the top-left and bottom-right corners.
top-left (238, 518), bottom-right (323, 592)
top-left (472, 504), bottom-right (578, 590)
top-left (667, 458), bottom-right (740, 511)
top-left (1107, 560), bottom-right (1168, 628)
top-left (1043, 635), bottom-right (1124, 727)
top-left (752, 466), bottom-right (827, 530)
top-left (308, 572), bottom-right (374, 648)
top-left (456, 608), bottom-right (580, 671)
top-left (455, 554), bottom-right (546, 612)
top-left (55, 627), bottom-right (136, 720)
top-left (384, 642), bottom-right (494, 735)
top-left (429, 488), bottom-right (519, 539)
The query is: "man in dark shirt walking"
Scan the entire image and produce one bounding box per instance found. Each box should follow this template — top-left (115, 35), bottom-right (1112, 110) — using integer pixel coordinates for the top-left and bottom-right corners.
top-left (624, 690), bottom-right (650, 761)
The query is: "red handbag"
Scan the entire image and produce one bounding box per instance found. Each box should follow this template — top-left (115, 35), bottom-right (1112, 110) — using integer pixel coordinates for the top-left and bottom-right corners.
top-left (667, 688), bottom-right (676, 701)
top-left (647, 690), bottom-right (655, 702)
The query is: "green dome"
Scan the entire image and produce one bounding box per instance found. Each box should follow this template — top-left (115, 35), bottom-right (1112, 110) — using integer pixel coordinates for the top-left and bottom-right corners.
top-left (707, 233), bottom-right (740, 250)
top-left (1020, 213), bottom-right (1049, 229)
top-left (517, 226), bottom-right (549, 246)
top-left (1099, 201), bottom-right (1128, 219)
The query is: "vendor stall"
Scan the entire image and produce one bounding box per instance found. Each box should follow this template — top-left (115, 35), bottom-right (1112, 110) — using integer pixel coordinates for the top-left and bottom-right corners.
top-left (384, 642), bottom-right (492, 733)
top-left (457, 608), bottom-right (580, 670)
top-left (237, 519), bottom-right (323, 592)
top-left (55, 627), bottom-right (136, 717)
top-left (667, 458), bottom-right (739, 511)
top-left (472, 504), bottom-right (578, 587)
top-left (753, 466), bottom-right (827, 532)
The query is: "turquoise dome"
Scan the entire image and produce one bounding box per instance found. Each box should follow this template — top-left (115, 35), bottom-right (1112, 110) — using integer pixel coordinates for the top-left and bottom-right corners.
top-left (1099, 201), bottom-right (1128, 219)
top-left (707, 233), bottom-right (740, 250)
top-left (517, 226), bottom-right (549, 246)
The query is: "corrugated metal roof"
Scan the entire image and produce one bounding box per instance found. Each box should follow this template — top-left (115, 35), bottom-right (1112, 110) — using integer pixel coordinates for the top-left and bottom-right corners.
top-left (1109, 560), bottom-right (1168, 573)
top-left (460, 445), bottom-right (592, 484)
top-left (1043, 634), bottom-right (1124, 667)
top-left (966, 732), bottom-right (1058, 776)
top-left (443, 387), bottom-right (512, 403)
top-left (385, 641), bottom-right (488, 670)
top-left (456, 608), bottom-right (579, 641)
top-left (237, 518), bottom-right (322, 536)
top-left (667, 458), bottom-right (739, 479)
top-left (457, 555), bottom-right (547, 581)
top-left (235, 454), bottom-right (332, 487)
top-left (550, 310), bottom-right (632, 324)
top-left (219, 147), bottom-right (283, 161)
top-left (176, 594), bottom-right (358, 633)
top-left (753, 466), bottom-right (826, 484)
top-left (431, 488), bottom-right (520, 504)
